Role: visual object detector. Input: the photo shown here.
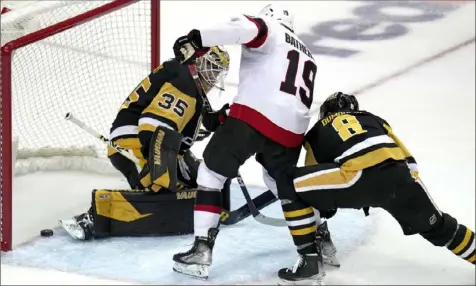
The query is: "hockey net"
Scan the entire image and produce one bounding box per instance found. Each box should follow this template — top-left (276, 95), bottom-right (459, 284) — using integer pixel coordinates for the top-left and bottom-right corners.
top-left (1, 0), bottom-right (160, 251)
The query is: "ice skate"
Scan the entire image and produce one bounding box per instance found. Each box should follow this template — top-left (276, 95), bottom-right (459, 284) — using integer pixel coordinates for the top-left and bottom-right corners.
top-left (278, 236), bottom-right (326, 285)
top-left (278, 252), bottom-right (326, 285)
top-left (172, 228), bottom-right (219, 279)
top-left (318, 221), bottom-right (340, 267)
top-left (59, 210), bottom-right (94, 240)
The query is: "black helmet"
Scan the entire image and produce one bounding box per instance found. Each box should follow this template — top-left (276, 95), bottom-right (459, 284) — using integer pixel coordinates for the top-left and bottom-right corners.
top-left (319, 92), bottom-right (359, 119)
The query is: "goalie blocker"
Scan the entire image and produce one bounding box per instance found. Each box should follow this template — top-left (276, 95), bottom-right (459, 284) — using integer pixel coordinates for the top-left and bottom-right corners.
top-left (137, 126), bottom-right (184, 192)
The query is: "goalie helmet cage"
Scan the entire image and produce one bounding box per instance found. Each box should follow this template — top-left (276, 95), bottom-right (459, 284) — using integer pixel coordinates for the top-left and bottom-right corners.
top-left (0, 0), bottom-right (161, 252)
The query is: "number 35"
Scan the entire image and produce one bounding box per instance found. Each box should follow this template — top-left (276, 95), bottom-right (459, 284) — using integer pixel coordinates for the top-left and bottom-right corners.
top-left (158, 93), bottom-right (189, 117)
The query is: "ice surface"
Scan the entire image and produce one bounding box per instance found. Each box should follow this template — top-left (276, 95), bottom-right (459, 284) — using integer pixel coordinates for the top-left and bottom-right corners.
top-left (2, 0), bottom-right (475, 285)
top-left (2, 184), bottom-right (375, 285)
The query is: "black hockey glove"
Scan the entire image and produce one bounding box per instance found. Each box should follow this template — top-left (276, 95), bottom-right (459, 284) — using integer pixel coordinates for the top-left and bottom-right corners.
top-left (196, 129), bottom-right (212, 142)
top-left (173, 29), bottom-right (209, 64)
top-left (202, 103), bottom-right (230, 132)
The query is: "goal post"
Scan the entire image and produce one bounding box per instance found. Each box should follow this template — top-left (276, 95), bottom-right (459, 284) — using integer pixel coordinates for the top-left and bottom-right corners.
top-left (1, 0), bottom-right (160, 251)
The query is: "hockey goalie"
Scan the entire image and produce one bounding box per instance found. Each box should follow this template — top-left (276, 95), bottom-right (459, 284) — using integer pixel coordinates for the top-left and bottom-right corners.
top-left (59, 46), bottom-right (231, 240)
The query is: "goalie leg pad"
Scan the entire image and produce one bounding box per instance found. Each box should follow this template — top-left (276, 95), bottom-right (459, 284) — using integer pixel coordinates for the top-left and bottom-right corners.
top-left (92, 188), bottom-right (196, 237)
top-left (148, 126), bottom-right (184, 191)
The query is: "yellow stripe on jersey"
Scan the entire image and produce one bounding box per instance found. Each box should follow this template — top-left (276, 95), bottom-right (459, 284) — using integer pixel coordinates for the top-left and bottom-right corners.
top-left (152, 64), bottom-right (164, 74)
top-left (383, 123), bottom-right (415, 161)
top-left (294, 168), bottom-right (360, 192)
top-left (140, 82), bottom-right (196, 133)
top-left (341, 146), bottom-right (406, 171)
top-left (139, 123), bottom-right (158, 133)
top-left (304, 141), bottom-right (318, 166)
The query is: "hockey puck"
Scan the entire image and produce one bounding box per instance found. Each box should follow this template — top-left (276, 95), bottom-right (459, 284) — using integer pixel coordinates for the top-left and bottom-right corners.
top-left (40, 229), bottom-right (53, 237)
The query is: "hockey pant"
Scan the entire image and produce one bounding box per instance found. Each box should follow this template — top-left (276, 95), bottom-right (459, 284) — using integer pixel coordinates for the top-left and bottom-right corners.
top-left (290, 159), bottom-right (475, 264)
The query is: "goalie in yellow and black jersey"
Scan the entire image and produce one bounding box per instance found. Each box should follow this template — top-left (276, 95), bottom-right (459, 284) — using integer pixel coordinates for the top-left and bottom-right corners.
top-left (277, 92), bottom-right (475, 284)
top-left (59, 46), bottom-right (232, 240)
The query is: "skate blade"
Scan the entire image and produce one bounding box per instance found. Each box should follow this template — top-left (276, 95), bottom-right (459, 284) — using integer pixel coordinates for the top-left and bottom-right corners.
top-left (278, 273), bottom-right (326, 286)
top-left (173, 262), bottom-right (209, 280)
top-left (278, 277), bottom-right (325, 285)
top-left (59, 219), bottom-right (85, 240)
top-left (323, 255), bottom-right (340, 267)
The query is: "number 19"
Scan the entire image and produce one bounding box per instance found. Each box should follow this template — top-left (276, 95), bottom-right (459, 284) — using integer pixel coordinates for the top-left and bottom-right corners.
top-left (280, 50), bottom-right (317, 109)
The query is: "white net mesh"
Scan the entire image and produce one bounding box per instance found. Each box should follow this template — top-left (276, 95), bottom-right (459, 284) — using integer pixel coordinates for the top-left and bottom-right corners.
top-left (1, 0), bottom-right (154, 176)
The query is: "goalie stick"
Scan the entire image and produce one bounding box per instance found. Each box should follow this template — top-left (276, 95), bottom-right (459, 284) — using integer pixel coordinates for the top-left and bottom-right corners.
top-left (188, 63), bottom-right (287, 227)
top-left (65, 112), bottom-right (140, 164)
top-left (65, 112), bottom-right (212, 163)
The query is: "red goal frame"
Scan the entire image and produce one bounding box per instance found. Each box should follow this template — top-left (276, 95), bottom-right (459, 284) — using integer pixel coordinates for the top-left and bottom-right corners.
top-left (0, 0), bottom-right (161, 252)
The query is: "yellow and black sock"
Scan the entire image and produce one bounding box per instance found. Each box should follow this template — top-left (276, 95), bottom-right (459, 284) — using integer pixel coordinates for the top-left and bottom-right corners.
top-left (446, 224), bottom-right (475, 264)
top-left (282, 199), bottom-right (317, 254)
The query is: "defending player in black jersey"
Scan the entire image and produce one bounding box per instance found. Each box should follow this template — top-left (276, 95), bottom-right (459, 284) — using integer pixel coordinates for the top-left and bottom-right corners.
top-left (278, 92), bottom-right (475, 285)
top-left (59, 46), bottom-right (231, 240)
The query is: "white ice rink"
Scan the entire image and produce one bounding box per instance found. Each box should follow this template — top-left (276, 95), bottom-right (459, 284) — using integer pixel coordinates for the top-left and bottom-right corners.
top-left (1, 1), bottom-right (475, 285)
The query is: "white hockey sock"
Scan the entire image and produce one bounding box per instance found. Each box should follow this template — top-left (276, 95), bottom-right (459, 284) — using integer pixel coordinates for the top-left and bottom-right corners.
top-left (313, 208), bottom-right (322, 226)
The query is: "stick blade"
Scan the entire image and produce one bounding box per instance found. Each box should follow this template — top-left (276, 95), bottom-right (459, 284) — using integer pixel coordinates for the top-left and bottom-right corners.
top-left (255, 214), bottom-right (287, 227)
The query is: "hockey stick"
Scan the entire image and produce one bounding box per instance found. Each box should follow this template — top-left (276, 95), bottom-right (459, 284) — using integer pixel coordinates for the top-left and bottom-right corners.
top-left (187, 63), bottom-right (287, 227)
top-left (235, 177), bottom-right (286, 227)
top-left (65, 113), bottom-right (212, 163)
top-left (220, 189), bottom-right (278, 225)
top-left (65, 112), bottom-right (140, 165)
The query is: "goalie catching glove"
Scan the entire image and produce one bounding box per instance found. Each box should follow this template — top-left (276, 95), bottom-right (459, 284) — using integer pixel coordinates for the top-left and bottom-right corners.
top-left (173, 29), bottom-right (209, 64)
top-left (138, 126), bottom-right (183, 192)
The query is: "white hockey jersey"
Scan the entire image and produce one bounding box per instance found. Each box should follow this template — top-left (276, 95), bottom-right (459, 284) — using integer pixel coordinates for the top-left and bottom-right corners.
top-left (199, 15), bottom-right (317, 147)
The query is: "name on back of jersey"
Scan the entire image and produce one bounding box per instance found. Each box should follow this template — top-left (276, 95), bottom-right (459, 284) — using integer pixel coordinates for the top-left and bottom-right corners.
top-left (285, 32), bottom-right (313, 59)
top-left (321, 111), bottom-right (365, 126)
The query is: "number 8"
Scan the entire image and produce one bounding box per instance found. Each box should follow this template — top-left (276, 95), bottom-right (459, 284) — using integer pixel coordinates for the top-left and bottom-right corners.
top-left (332, 115), bottom-right (367, 141)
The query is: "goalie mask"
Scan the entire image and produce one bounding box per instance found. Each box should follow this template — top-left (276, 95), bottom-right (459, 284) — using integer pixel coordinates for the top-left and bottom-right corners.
top-left (319, 92), bottom-right (359, 119)
top-left (195, 46), bottom-right (230, 93)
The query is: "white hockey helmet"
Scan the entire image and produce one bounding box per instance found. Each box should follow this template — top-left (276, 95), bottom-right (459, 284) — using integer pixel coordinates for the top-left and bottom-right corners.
top-left (258, 4), bottom-right (294, 32)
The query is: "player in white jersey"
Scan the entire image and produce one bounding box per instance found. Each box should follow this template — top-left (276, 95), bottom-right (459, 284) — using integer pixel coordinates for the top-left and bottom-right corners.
top-left (170, 4), bottom-right (333, 283)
